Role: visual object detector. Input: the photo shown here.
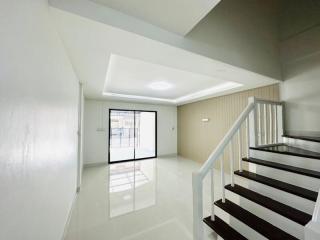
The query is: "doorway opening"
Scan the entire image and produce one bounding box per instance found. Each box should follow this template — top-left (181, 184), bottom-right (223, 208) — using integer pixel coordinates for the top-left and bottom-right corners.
top-left (108, 109), bottom-right (157, 163)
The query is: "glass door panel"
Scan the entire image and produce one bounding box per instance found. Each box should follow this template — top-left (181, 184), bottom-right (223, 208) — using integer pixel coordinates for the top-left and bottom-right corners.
top-left (109, 110), bottom-right (135, 163)
top-left (135, 111), bottom-right (156, 159)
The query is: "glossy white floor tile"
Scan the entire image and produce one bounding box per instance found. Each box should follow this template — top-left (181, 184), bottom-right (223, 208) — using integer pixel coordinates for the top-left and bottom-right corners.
top-left (65, 156), bottom-right (222, 240)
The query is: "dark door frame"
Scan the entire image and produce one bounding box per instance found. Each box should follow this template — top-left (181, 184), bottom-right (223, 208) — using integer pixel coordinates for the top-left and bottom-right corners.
top-left (108, 109), bottom-right (157, 164)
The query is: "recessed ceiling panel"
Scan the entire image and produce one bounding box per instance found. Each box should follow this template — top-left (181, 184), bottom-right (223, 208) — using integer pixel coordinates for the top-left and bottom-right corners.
top-left (104, 54), bottom-right (234, 100)
top-left (89, 0), bottom-right (221, 35)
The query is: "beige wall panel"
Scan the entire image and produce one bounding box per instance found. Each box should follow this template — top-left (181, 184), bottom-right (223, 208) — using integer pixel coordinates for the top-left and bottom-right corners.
top-left (178, 84), bottom-right (280, 169)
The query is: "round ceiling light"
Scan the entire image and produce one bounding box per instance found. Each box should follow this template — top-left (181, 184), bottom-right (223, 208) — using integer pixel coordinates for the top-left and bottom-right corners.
top-left (148, 81), bottom-right (173, 91)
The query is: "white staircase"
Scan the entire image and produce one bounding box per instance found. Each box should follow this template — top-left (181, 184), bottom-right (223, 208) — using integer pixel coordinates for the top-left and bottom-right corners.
top-left (192, 97), bottom-right (320, 240)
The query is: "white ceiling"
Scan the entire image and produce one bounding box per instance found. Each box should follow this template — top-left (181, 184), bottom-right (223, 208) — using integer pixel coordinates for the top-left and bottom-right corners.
top-left (89, 0), bottom-right (221, 35)
top-left (50, 7), bottom-right (279, 105)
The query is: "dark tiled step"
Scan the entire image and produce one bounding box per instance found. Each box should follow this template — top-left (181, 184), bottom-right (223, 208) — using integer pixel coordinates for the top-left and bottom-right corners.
top-left (243, 157), bottom-right (320, 179)
top-left (235, 170), bottom-right (318, 201)
top-left (203, 215), bottom-right (247, 240)
top-left (250, 144), bottom-right (320, 160)
top-left (283, 134), bottom-right (320, 143)
top-left (215, 199), bottom-right (299, 240)
top-left (225, 184), bottom-right (312, 225)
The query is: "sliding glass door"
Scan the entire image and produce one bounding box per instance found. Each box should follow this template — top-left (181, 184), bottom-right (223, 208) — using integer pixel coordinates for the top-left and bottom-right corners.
top-left (108, 109), bottom-right (157, 163)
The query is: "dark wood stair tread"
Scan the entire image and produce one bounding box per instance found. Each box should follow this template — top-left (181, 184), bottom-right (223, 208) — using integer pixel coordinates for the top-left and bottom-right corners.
top-left (225, 184), bottom-right (312, 225)
top-left (203, 215), bottom-right (248, 240)
top-left (283, 134), bottom-right (320, 143)
top-left (235, 170), bottom-right (318, 201)
top-left (215, 199), bottom-right (299, 240)
top-left (250, 144), bottom-right (320, 160)
top-left (243, 157), bottom-right (320, 179)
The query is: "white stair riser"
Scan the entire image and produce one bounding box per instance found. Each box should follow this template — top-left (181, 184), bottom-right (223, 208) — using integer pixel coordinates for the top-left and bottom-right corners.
top-left (283, 137), bottom-right (320, 153)
top-left (244, 161), bottom-right (320, 192)
top-left (235, 175), bottom-right (315, 214)
top-left (203, 224), bottom-right (218, 240)
top-left (214, 205), bottom-right (267, 240)
top-left (226, 189), bottom-right (304, 239)
top-left (305, 222), bottom-right (320, 240)
top-left (250, 149), bottom-right (320, 171)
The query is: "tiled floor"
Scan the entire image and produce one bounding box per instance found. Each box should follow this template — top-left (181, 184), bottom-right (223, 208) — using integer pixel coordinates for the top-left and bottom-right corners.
top-left (65, 156), bottom-right (221, 240)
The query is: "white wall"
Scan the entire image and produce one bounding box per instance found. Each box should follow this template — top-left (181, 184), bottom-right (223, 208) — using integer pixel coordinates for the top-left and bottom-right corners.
top-left (0, 1), bottom-right (79, 240)
top-left (184, 0), bottom-right (281, 80)
top-left (83, 99), bottom-right (177, 165)
top-left (279, 0), bottom-right (320, 135)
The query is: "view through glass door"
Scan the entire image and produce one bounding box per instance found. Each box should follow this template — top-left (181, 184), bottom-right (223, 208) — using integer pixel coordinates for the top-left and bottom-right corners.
top-left (109, 109), bottom-right (157, 163)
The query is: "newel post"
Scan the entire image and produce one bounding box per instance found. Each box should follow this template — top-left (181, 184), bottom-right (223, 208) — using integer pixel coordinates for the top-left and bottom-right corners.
top-left (248, 97), bottom-right (258, 148)
top-left (193, 172), bottom-right (203, 240)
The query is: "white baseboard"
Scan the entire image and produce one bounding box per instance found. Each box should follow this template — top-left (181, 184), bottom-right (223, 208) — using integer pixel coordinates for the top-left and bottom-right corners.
top-left (83, 154), bottom-right (177, 168)
top-left (84, 161), bottom-right (108, 168)
top-left (158, 153), bottom-right (178, 158)
top-left (305, 221), bottom-right (320, 240)
top-left (285, 130), bottom-right (320, 137)
top-left (61, 191), bottom-right (78, 240)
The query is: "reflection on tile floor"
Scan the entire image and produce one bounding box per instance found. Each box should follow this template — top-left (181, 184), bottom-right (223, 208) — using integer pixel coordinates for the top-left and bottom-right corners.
top-left (65, 157), bottom-right (219, 240)
top-left (109, 160), bottom-right (156, 218)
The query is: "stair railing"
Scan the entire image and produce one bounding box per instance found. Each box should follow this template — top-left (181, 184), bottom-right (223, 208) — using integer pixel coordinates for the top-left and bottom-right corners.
top-left (254, 99), bottom-right (284, 147)
top-left (192, 97), bottom-right (284, 240)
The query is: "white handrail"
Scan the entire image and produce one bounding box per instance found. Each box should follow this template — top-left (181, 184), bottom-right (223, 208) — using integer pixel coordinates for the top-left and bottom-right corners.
top-left (255, 99), bottom-right (283, 106)
top-left (195, 102), bottom-right (255, 181)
